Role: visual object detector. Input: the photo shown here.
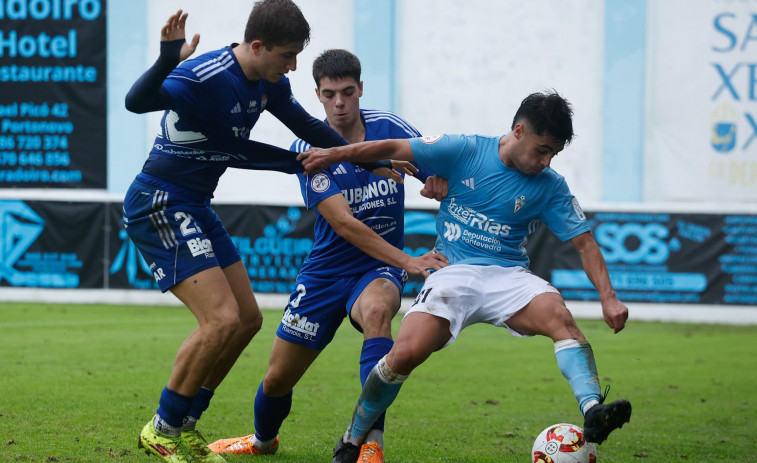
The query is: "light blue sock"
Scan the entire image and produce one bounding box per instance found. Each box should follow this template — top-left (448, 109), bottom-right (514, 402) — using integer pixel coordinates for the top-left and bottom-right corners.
top-left (554, 339), bottom-right (602, 415)
top-left (345, 356), bottom-right (406, 444)
top-left (359, 337), bottom-right (393, 433)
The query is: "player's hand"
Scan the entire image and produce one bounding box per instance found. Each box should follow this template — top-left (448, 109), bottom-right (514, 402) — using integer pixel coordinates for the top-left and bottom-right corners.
top-left (420, 175), bottom-right (448, 202)
top-left (601, 296), bottom-right (629, 333)
top-left (161, 9), bottom-right (200, 62)
top-left (298, 147), bottom-right (336, 174)
top-left (370, 166), bottom-right (404, 184)
top-left (391, 160), bottom-right (417, 176)
top-left (404, 251), bottom-right (449, 277)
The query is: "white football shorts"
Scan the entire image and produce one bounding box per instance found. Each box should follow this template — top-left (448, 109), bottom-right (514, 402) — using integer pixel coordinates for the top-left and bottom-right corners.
top-left (404, 264), bottom-right (560, 345)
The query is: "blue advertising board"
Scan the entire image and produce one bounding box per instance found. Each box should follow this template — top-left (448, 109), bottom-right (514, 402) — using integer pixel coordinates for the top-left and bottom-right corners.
top-left (0, 0), bottom-right (107, 188)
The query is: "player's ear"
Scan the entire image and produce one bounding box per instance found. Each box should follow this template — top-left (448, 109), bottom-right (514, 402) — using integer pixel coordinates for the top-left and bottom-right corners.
top-left (514, 123), bottom-right (525, 140)
top-left (358, 81), bottom-right (364, 98)
top-left (250, 40), bottom-right (264, 55)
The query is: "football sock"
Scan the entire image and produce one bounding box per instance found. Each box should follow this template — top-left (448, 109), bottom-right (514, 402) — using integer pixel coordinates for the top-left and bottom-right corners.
top-left (554, 339), bottom-right (602, 415)
top-left (156, 386), bottom-right (193, 435)
top-left (346, 356), bottom-right (407, 445)
top-left (184, 386), bottom-right (214, 428)
top-left (253, 381), bottom-right (292, 442)
top-left (360, 337), bottom-right (394, 433)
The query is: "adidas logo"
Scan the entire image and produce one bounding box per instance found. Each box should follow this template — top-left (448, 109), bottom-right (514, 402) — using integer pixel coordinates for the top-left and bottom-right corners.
top-left (332, 164), bottom-right (347, 175)
top-left (462, 177), bottom-right (475, 189)
top-left (230, 103), bottom-right (241, 114)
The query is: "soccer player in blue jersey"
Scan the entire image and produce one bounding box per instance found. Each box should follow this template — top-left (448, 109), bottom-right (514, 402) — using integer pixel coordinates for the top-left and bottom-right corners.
top-left (299, 91), bottom-right (633, 462)
top-left (122, 4), bottom-right (398, 463)
top-left (207, 49), bottom-right (448, 463)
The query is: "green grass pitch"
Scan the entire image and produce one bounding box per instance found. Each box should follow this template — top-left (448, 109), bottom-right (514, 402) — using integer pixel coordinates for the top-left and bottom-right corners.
top-left (1, 303), bottom-right (755, 462)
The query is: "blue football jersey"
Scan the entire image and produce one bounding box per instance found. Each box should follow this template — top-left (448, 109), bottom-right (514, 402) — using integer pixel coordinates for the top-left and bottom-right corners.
top-left (409, 134), bottom-right (590, 268)
top-left (290, 110), bottom-right (422, 278)
top-left (140, 46), bottom-right (343, 195)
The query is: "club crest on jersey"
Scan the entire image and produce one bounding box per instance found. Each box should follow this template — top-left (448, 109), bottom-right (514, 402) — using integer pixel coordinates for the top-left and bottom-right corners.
top-left (311, 173), bottom-right (330, 192)
top-left (514, 195), bottom-right (527, 212)
top-left (420, 135), bottom-right (442, 144)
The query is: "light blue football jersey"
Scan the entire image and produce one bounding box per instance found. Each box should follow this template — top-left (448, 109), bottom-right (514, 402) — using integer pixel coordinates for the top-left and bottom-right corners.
top-left (409, 134), bottom-right (590, 269)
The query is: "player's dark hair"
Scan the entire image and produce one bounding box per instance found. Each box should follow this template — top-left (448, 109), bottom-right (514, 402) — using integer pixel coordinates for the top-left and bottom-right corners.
top-left (244, 0), bottom-right (310, 49)
top-left (512, 90), bottom-right (574, 144)
top-left (312, 49), bottom-right (362, 88)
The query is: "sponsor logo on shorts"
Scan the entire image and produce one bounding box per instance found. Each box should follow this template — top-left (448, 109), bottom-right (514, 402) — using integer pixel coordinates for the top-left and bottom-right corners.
top-left (281, 308), bottom-right (320, 340)
top-left (187, 237), bottom-right (214, 257)
top-left (153, 267), bottom-right (166, 282)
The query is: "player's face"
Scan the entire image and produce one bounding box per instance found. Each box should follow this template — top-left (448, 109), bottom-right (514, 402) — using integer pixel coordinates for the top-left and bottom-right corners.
top-left (510, 124), bottom-right (565, 175)
top-left (316, 77), bottom-right (363, 132)
top-left (251, 41), bottom-right (303, 82)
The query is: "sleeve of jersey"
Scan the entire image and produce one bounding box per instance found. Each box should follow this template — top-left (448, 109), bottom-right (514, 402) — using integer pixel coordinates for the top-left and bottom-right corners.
top-left (124, 39), bottom-right (184, 113)
top-left (408, 134), bottom-right (467, 180)
top-left (539, 178), bottom-right (592, 241)
top-left (157, 77), bottom-right (303, 173)
top-left (297, 172), bottom-right (341, 209)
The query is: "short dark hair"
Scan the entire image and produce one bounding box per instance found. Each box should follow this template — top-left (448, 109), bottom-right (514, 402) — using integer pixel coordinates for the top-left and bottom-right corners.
top-left (511, 90), bottom-right (574, 144)
top-left (244, 0), bottom-right (310, 49)
top-left (312, 49), bottom-right (361, 88)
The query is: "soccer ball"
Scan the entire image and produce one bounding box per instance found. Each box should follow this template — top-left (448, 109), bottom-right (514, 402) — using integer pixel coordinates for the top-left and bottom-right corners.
top-left (532, 423), bottom-right (597, 463)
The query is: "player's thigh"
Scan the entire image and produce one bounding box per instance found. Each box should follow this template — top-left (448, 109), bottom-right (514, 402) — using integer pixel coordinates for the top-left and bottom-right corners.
top-left (222, 260), bottom-right (262, 328)
top-left (171, 266), bottom-right (238, 325)
top-left (263, 336), bottom-right (322, 396)
top-left (505, 292), bottom-right (584, 341)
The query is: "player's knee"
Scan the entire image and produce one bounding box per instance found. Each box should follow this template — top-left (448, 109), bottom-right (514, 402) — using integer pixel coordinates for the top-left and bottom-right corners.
top-left (385, 343), bottom-right (425, 376)
top-left (548, 307), bottom-right (584, 341)
top-left (209, 304), bottom-right (242, 340)
top-left (356, 301), bottom-right (396, 335)
top-left (261, 371), bottom-right (291, 397)
top-left (238, 308), bottom-right (263, 339)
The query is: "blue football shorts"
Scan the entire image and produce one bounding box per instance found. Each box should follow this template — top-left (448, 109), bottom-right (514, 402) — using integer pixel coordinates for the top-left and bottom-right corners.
top-left (276, 266), bottom-right (407, 350)
top-left (122, 173), bottom-right (241, 292)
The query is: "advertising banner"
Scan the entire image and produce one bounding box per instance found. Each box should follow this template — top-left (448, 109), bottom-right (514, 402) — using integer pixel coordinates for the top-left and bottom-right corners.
top-left (645, 1), bottom-right (757, 202)
top-left (0, 200), bottom-right (744, 307)
top-left (0, 199), bottom-right (104, 289)
top-left (0, 0), bottom-right (107, 188)
top-left (527, 211), bottom-right (757, 305)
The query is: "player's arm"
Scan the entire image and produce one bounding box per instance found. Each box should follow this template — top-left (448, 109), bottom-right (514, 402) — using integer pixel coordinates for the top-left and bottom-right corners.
top-left (316, 194), bottom-right (448, 277)
top-left (299, 139), bottom-right (414, 174)
top-left (570, 231), bottom-right (629, 333)
top-left (124, 10), bottom-right (200, 113)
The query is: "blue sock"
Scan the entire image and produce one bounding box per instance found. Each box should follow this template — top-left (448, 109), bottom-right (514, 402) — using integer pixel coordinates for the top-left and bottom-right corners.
top-left (360, 337), bottom-right (393, 433)
top-left (347, 361), bottom-right (404, 442)
top-left (254, 381), bottom-right (292, 441)
top-left (156, 386), bottom-right (193, 428)
top-left (187, 386), bottom-right (214, 420)
top-left (554, 340), bottom-right (601, 415)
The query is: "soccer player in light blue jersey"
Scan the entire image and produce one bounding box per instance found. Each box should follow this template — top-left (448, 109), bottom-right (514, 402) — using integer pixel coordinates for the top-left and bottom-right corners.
top-left (299, 91), bottom-right (633, 462)
top-left (208, 49), bottom-right (448, 463)
top-left (122, 4), bottom-right (396, 463)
